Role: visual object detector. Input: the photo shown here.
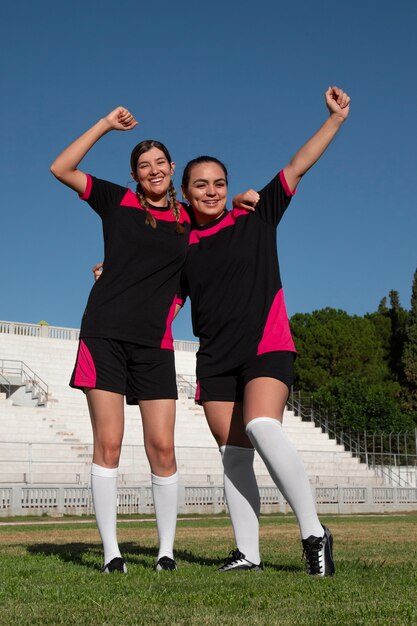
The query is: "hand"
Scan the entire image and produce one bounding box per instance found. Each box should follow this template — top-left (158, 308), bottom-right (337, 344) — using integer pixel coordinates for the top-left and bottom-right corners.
top-left (325, 86), bottom-right (350, 120)
top-left (232, 189), bottom-right (260, 211)
top-left (103, 107), bottom-right (138, 131)
top-left (92, 262), bottom-right (103, 281)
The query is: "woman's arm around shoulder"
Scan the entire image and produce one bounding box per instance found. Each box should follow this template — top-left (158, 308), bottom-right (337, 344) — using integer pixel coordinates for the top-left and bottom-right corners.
top-left (50, 107), bottom-right (138, 195)
top-left (232, 189), bottom-right (260, 211)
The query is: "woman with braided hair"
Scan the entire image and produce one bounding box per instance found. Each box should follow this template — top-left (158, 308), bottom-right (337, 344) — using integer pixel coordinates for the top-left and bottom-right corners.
top-left (50, 107), bottom-right (191, 574)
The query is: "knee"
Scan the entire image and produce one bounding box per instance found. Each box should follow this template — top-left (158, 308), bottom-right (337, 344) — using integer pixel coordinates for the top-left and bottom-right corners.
top-left (146, 440), bottom-right (175, 472)
top-left (95, 440), bottom-right (122, 467)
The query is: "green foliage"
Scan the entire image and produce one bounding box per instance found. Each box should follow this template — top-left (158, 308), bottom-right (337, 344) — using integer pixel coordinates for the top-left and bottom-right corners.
top-left (314, 377), bottom-right (415, 432)
top-left (291, 308), bottom-right (388, 393)
top-left (387, 290), bottom-right (409, 382)
top-left (290, 277), bottom-right (417, 432)
top-left (402, 269), bottom-right (417, 411)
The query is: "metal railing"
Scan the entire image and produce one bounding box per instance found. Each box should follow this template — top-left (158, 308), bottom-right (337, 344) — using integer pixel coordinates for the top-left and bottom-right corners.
top-left (0, 359), bottom-right (49, 405)
top-left (0, 320), bottom-right (199, 352)
top-left (287, 389), bottom-right (417, 487)
top-left (0, 372), bottom-right (11, 398)
top-left (177, 374), bottom-right (197, 398)
top-left (1, 484), bottom-right (416, 517)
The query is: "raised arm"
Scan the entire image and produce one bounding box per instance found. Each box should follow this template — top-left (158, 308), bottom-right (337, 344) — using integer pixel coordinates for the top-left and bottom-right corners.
top-left (283, 86), bottom-right (350, 192)
top-left (50, 107), bottom-right (138, 194)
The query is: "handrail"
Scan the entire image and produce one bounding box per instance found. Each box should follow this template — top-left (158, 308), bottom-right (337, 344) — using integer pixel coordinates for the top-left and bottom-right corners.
top-left (0, 359), bottom-right (48, 405)
top-left (177, 374), bottom-right (197, 398)
top-left (287, 389), bottom-right (415, 487)
top-left (0, 372), bottom-right (11, 398)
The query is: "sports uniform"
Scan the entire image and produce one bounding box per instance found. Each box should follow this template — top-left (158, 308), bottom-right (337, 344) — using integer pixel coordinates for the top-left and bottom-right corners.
top-left (180, 166), bottom-right (333, 575)
top-left (70, 175), bottom-right (190, 402)
top-left (179, 169), bottom-right (296, 402)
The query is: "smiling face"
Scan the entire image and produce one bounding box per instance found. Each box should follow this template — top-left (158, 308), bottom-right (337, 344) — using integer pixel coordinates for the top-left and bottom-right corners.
top-left (132, 145), bottom-right (175, 205)
top-left (182, 160), bottom-right (228, 225)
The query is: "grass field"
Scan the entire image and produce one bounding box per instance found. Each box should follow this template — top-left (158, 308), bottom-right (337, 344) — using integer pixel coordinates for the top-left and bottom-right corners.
top-left (1, 513), bottom-right (416, 625)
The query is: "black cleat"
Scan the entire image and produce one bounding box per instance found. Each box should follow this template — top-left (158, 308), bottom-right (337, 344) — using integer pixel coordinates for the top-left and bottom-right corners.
top-left (218, 549), bottom-right (263, 572)
top-left (103, 557), bottom-right (127, 574)
top-left (155, 556), bottom-right (177, 571)
top-left (302, 525), bottom-right (335, 576)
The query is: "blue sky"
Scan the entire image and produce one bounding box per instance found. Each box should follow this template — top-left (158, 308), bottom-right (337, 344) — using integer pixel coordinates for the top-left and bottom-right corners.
top-left (1, 0), bottom-right (416, 341)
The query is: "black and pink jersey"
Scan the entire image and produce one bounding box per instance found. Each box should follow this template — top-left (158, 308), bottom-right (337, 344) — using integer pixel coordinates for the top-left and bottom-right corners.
top-left (79, 176), bottom-right (190, 349)
top-left (179, 170), bottom-right (296, 378)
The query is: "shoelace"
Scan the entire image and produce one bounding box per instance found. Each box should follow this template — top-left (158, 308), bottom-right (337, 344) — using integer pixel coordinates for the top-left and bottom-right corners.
top-left (222, 549), bottom-right (244, 566)
top-left (302, 537), bottom-right (324, 574)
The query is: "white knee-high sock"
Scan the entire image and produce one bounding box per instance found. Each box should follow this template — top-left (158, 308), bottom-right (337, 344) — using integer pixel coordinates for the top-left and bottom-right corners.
top-left (220, 445), bottom-right (261, 565)
top-left (245, 417), bottom-right (323, 539)
top-left (151, 471), bottom-right (178, 560)
top-left (91, 463), bottom-right (122, 565)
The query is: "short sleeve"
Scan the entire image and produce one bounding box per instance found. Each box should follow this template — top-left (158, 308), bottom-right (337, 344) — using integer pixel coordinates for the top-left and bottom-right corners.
top-left (79, 176), bottom-right (127, 219)
top-left (255, 169), bottom-right (295, 226)
top-left (177, 270), bottom-right (189, 306)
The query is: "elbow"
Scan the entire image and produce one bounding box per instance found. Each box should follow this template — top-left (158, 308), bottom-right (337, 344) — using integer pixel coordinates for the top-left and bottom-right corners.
top-left (50, 161), bottom-right (61, 179)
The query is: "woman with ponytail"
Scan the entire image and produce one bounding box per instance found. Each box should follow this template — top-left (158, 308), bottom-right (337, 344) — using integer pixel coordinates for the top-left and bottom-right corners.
top-left (51, 107), bottom-right (190, 574)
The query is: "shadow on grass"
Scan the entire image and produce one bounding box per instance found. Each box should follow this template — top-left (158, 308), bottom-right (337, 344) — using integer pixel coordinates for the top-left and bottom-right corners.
top-left (262, 561), bottom-right (302, 573)
top-left (26, 541), bottom-right (222, 570)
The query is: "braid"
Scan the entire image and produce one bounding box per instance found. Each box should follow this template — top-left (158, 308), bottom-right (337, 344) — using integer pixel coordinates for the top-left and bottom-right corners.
top-left (169, 181), bottom-right (185, 235)
top-left (136, 185), bottom-right (157, 229)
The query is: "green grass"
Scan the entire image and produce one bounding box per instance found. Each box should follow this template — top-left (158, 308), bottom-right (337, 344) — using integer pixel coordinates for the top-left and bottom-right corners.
top-left (0, 513), bottom-right (416, 625)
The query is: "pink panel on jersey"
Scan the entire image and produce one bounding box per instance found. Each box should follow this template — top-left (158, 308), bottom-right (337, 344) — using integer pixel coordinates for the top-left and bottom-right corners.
top-left (79, 174), bottom-right (93, 200)
top-left (120, 189), bottom-right (142, 209)
top-left (161, 296), bottom-right (182, 350)
top-left (257, 289), bottom-right (296, 355)
top-left (279, 169), bottom-right (296, 197)
top-left (189, 208), bottom-right (248, 245)
top-left (74, 340), bottom-right (97, 387)
top-left (120, 192), bottom-right (191, 224)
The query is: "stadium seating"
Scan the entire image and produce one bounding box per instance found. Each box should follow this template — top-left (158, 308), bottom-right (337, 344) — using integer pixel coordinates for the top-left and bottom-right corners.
top-left (0, 323), bottom-right (383, 488)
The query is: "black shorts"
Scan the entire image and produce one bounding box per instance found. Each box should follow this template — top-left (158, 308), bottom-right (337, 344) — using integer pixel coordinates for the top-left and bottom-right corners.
top-left (196, 351), bottom-right (295, 404)
top-left (70, 337), bottom-right (177, 403)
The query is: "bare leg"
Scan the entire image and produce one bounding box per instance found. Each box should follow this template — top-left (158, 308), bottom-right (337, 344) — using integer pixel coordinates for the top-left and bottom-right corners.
top-left (139, 399), bottom-right (176, 476)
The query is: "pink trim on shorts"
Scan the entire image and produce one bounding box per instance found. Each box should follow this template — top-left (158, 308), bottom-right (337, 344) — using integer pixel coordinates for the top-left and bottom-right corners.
top-left (79, 174), bottom-right (93, 200)
top-left (257, 289), bottom-right (296, 355)
top-left (195, 380), bottom-right (201, 403)
top-left (74, 340), bottom-right (97, 387)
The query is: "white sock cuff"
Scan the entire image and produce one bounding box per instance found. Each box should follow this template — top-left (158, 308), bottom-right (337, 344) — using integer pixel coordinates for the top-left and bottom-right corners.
top-left (245, 417), bottom-right (282, 436)
top-left (91, 463), bottom-right (118, 478)
top-left (151, 471), bottom-right (179, 486)
top-left (219, 445), bottom-right (255, 459)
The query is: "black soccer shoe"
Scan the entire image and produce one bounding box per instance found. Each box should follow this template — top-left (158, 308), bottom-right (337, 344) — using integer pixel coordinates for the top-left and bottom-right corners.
top-left (103, 557), bottom-right (127, 574)
top-left (302, 525), bottom-right (335, 576)
top-left (155, 556), bottom-right (177, 571)
top-left (218, 549), bottom-right (263, 572)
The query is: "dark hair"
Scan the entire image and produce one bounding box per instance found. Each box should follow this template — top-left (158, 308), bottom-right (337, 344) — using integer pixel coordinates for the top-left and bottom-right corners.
top-left (130, 140), bottom-right (184, 234)
top-left (181, 156), bottom-right (228, 190)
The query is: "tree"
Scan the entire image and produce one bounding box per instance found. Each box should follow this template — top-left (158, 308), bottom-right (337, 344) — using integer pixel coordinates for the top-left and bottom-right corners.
top-left (314, 377), bottom-right (415, 432)
top-left (402, 269), bottom-right (417, 414)
top-left (388, 290), bottom-right (409, 382)
top-left (290, 308), bottom-right (388, 392)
